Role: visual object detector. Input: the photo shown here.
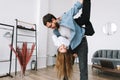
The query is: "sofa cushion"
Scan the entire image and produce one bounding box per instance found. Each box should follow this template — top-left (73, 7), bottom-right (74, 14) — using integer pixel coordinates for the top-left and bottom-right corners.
top-left (92, 58), bottom-right (120, 62)
top-left (93, 51), bottom-right (99, 57)
top-left (112, 50), bottom-right (118, 59)
top-left (102, 50), bottom-right (107, 58)
top-left (106, 50), bottom-right (112, 58)
top-left (98, 50), bottom-right (102, 57)
top-left (118, 51), bottom-right (120, 59)
top-left (92, 57), bottom-right (120, 65)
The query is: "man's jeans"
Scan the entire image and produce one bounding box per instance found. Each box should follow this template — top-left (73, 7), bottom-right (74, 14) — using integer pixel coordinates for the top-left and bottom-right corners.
top-left (74, 36), bottom-right (88, 80)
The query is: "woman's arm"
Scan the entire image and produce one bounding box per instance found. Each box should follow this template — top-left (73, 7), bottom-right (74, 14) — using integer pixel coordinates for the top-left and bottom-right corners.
top-left (63, 1), bottom-right (83, 17)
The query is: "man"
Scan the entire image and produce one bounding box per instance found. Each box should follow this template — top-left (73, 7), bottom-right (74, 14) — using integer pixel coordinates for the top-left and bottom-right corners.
top-left (42, 0), bottom-right (95, 80)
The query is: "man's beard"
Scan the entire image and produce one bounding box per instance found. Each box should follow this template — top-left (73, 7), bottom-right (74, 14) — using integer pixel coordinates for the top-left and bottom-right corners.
top-left (55, 22), bottom-right (60, 29)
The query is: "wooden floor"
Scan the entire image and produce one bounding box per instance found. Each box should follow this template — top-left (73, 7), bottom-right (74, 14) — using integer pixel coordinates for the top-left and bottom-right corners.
top-left (0, 64), bottom-right (120, 80)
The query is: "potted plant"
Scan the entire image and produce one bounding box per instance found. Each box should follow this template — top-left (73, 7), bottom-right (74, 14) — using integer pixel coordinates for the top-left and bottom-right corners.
top-left (9, 42), bottom-right (35, 78)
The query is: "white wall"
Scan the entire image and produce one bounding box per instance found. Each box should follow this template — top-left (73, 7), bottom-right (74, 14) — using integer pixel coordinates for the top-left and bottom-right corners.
top-left (46, 0), bottom-right (120, 65)
top-left (0, 0), bottom-right (48, 74)
top-left (37, 0), bottom-right (49, 68)
top-left (0, 0), bottom-right (120, 75)
top-left (88, 0), bottom-right (120, 64)
top-left (0, 0), bottom-right (37, 25)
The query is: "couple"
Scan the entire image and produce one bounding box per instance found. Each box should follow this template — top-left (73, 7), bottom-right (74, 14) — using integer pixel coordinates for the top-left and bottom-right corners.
top-left (42, 0), bottom-right (95, 80)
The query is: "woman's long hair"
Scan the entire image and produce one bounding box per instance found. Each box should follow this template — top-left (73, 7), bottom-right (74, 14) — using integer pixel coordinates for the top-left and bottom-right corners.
top-left (55, 50), bottom-right (73, 79)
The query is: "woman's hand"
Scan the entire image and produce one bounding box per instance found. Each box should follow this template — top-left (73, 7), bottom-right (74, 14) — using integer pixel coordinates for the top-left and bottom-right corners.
top-left (79, 0), bottom-right (83, 4)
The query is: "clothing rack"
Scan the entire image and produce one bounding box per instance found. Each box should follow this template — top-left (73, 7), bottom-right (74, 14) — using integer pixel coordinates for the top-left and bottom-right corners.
top-left (0, 23), bottom-right (14, 78)
top-left (15, 19), bottom-right (37, 75)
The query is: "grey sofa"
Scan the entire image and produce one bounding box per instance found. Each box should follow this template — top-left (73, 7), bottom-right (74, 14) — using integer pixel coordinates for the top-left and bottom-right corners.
top-left (92, 49), bottom-right (120, 68)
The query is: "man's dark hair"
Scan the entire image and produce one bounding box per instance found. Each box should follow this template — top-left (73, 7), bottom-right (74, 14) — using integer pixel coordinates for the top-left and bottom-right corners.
top-left (43, 13), bottom-right (56, 25)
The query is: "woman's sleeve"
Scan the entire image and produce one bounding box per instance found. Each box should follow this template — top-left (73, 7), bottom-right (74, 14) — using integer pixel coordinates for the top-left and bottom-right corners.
top-left (52, 35), bottom-right (70, 48)
top-left (58, 36), bottom-right (70, 47)
top-left (52, 35), bottom-right (60, 47)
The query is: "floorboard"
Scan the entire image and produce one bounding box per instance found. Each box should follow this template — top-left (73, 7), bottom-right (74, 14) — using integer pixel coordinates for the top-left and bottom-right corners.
top-left (0, 64), bottom-right (120, 80)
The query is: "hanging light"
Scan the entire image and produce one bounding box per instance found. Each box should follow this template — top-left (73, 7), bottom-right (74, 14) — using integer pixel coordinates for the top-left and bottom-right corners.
top-left (103, 22), bottom-right (117, 35)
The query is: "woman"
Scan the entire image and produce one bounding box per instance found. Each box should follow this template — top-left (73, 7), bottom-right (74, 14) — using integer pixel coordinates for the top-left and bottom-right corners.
top-left (52, 35), bottom-right (77, 80)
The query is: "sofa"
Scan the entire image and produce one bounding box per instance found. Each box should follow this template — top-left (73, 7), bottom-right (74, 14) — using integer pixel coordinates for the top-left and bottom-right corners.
top-left (91, 49), bottom-right (120, 68)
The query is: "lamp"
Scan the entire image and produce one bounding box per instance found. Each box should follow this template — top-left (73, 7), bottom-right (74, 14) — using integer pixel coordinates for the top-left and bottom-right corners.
top-left (103, 22), bottom-right (117, 35)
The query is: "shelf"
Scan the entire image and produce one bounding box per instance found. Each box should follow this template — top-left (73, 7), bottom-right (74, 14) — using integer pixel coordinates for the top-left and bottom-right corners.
top-left (17, 25), bottom-right (36, 31)
top-left (0, 60), bottom-right (10, 62)
top-left (0, 23), bottom-right (14, 27)
top-left (17, 41), bottom-right (36, 43)
top-left (15, 20), bottom-right (38, 75)
top-left (17, 34), bottom-right (35, 37)
top-left (18, 48), bottom-right (36, 50)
